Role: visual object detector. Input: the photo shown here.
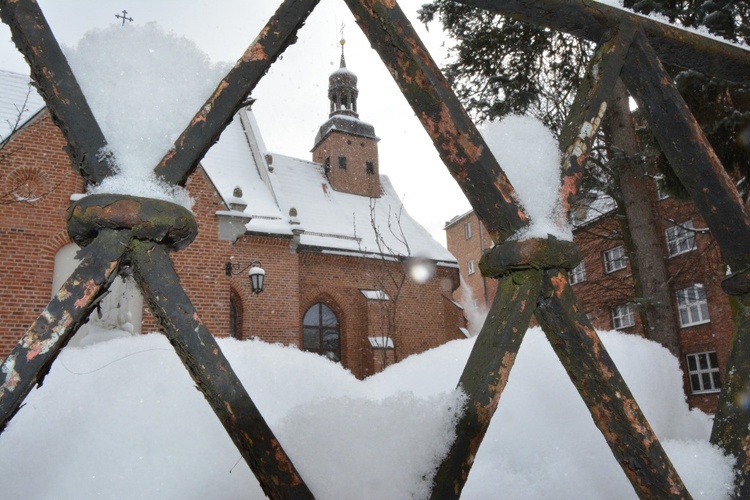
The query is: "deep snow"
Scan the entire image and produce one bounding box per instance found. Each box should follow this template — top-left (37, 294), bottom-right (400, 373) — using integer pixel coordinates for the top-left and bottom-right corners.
top-left (0, 326), bottom-right (735, 499)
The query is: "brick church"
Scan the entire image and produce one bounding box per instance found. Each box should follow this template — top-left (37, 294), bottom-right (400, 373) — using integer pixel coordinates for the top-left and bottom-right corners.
top-left (446, 189), bottom-right (733, 413)
top-left (0, 51), bottom-right (465, 379)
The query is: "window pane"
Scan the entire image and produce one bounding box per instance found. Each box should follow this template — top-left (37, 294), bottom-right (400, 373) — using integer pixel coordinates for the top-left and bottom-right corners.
top-left (699, 353), bottom-right (708, 370)
top-left (303, 327), bottom-right (319, 349)
top-left (687, 355), bottom-right (697, 371)
top-left (322, 330), bottom-right (339, 349)
top-left (702, 372), bottom-right (712, 389)
top-left (690, 374), bottom-right (700, 392)
top-left (321, 305), bottom-right (338, 327)
top-left (303, 304), bottom-right (320, 326)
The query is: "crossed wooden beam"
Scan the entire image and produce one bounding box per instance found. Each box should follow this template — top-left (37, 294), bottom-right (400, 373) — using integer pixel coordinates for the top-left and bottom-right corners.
top-left (1, 0), bottom-right (748, 498)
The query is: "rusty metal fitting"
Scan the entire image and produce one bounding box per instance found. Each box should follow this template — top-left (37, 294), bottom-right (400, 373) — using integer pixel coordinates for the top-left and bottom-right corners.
top-left (67, 194), bottom-right (198, 251)
top-left (479, 235), bottom-right (581, 278)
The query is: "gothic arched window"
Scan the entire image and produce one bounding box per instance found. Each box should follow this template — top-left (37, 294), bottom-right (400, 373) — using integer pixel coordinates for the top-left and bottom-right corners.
top-left (229, 289), bottom-right (243, 339)
top-left (302, 303), bottom-right (341, 362)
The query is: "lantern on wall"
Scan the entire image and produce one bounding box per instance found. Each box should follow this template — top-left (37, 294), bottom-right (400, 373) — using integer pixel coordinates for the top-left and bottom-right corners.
top-left (225, 260), bottom-right (265, 294)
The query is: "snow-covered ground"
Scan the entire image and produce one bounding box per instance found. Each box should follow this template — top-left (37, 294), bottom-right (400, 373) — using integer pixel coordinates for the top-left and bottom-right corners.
top-left (0, 326), bottom-right (734, 499)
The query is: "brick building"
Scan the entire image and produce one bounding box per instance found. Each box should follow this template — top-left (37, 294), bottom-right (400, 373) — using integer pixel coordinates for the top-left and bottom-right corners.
top-left (0, 53), bottom-right (464, 379)
top-left (445, 184), bottom-right (733, 413)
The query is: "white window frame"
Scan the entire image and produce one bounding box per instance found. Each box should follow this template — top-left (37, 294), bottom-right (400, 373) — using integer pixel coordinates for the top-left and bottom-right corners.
top-left (568, 261), bottom-right (586, 285)
top-left (686, 351), bottom-right (721, 394)
top-left (465, 221), bottom-right (472, 240)
top-left (676, 284), bottom-right (710, 327)
top-left (611, 304), bottom-right (635, 330)
top-left (666, 221), bottom-right (697, 257)
top-left (603, 246), bottom-right (627, 274)
top-left (467, 260), bottom-right (476, 275)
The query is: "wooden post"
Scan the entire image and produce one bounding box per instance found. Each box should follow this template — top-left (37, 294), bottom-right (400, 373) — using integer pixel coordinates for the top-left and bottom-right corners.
top-left (129, 240), bottom-right (314, 499)
top-left (430, 269), bottom-right (543, 497)
top-left (0, 230), bottom-right (128, 433)
top-left (0, 0), bottom-right (116, 185)
top-left (154, 0), bottom-right (321, 186)
top-left (344, 1), bottom-right (690, 497)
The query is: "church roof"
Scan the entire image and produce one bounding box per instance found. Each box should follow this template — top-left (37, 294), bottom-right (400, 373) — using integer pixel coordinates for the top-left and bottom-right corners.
top-left (0, 70), bottom-right (45, 142)
top-left (201, 107), bottom-right (456, 265)
top-left (0, 69), bottom-right (455, 265)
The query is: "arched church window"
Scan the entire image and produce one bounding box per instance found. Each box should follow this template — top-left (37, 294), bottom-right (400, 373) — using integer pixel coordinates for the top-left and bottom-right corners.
top-left (229, 289), bottom-right (243, 339)
top-left (302, 303), bottom-right (341, 362)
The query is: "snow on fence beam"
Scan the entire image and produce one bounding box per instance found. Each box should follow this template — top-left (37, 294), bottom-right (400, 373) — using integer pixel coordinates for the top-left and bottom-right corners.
top-left (457, 0), bottom-right (750, 84)
top-left (342, 0), bottom-right (530, 244)
top-left (0, 0), bottom-right (116, 186)
top-left (153, 0), bottom-right (322, 187)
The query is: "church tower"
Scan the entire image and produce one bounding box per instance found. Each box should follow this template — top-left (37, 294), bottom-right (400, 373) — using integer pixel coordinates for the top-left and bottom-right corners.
top-left (312, 41), bottom-right (381, 198)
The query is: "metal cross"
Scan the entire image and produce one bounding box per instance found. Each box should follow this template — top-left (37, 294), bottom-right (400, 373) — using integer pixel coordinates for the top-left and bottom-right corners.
top-left (115, 10), bottom-right (133, 27)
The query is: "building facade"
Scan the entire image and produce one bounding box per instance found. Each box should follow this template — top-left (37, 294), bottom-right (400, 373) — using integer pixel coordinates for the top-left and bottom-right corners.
top-left (0, 53), bottom-right (464, 380)
top-left (445, 182), bottom-right (733, 413)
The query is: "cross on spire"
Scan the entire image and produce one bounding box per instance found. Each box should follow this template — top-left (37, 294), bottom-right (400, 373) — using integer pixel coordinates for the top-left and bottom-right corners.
top-left (115, 10), bottom-right (133, 27)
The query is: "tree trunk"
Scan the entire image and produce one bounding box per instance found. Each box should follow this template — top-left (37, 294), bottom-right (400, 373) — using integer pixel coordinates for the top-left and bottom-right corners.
top-left (607, 80), bottom-right (680, 355)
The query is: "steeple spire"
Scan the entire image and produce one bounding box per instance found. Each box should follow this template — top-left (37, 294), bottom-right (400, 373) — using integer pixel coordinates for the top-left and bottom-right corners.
top-left (339, 38), bottom-right (347, 68)
top-left (328, 38), bottom-right (358, 118)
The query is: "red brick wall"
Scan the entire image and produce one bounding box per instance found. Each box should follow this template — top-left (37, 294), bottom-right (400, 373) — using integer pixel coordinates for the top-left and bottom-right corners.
top-left (0, 112), bottom-right (84, 355)
top-left (446, 189), bottom-right (735, 412)
top-left (445, 212), bottom-right (497, 313)
top-left (299, 252), bottom-right (463, 378)
top-left (0, 112), bottom-right (464, 385)
top-left (229, 234), bottom-right (300, 344)
top-left (312, 131), bottom-right (380, 198)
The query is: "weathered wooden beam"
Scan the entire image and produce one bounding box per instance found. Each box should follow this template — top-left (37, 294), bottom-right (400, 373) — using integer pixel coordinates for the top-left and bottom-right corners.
top-left (430, 268), bottom-right (543, 498)
top-left (349, 2), bottom-right (689, 497)
top-left (153, 0), bottom-right (321, 186)
top-left (535, 270), bottom-right (691, 499)
top-left (0, 0), bottom-right (116, 185)
top-left (0, 230), bottom-right (128, 434)
top-left (711, 295), bottom-right (750, 500)
top-left (456, 0), bottom-right (750, 84)
top-left (343, 0), bottom-right (529, 243)
top-left (557, 23), bottom-right (634, 216)
top-left (620, 29), bottom-right (750, 273)
top-left (128, 240), bottom-right (313, 500)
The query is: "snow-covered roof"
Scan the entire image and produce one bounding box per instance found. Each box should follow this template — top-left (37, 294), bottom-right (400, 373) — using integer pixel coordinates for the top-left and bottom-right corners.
top-left (201, 107), bottom-right (456, 265)
top-left (0, 70), bottom-right (45, 142)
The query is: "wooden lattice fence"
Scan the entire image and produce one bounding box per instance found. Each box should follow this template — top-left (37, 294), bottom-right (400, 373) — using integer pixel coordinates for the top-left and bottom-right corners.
top-left (1, 0), bottom-right (749, 498)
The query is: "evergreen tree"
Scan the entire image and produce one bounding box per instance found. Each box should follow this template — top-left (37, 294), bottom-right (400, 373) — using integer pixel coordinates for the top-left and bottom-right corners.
top-left (419, 0), bottom-right (749, 354)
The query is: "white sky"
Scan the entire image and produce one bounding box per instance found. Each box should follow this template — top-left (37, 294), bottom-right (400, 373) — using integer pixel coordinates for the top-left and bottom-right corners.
top-left (0, 0), bottom-right (471, 246)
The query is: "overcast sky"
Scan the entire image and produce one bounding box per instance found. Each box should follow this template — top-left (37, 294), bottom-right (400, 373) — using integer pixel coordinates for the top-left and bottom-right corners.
top-left (0, 0), bottom-right (472, 246)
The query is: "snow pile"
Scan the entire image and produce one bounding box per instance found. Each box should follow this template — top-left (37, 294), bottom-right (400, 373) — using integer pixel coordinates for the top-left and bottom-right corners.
top-left (481, 115), bottom-right (572, 241)
top-left (64, 23), bottom-right (229, 207)
top-left (0, 327), bottom-right (734, 499)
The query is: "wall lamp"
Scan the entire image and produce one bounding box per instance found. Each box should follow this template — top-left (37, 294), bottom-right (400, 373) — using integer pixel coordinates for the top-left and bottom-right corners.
top-left (225, 260), bottom-right (265, 294)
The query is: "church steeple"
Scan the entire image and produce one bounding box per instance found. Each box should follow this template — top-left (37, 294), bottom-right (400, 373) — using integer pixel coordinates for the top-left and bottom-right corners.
top-left (328, 40), bottom-right (359, 118)
top-left (312, 40), bottom-right (381, 198)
